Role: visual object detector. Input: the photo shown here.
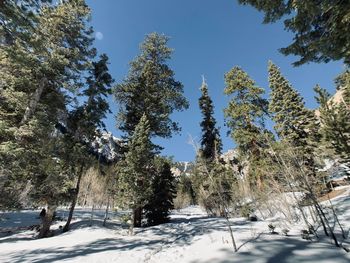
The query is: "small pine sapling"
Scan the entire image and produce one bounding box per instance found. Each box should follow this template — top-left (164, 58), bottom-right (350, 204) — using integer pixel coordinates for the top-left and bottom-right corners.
top-left (268, 223), bottom-right (277, 234)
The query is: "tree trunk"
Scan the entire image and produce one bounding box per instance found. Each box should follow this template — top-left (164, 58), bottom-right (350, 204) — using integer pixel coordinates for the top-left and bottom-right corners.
top-left (89, 204), bottom-right (95, 227)
top-left (308, 205), bottom-right (317, 224)
top-left (223, 209), bottom-right (237, 252)
top-left (38, 204), bottom-right (56, 238)
top-left (20, 77), bottom-right (47, 126)
top-left (133, 206), bottom-right (142, 227)
top-left (129, 209), bottom-right (135, 235)
top-left (314, 201), bottom-right (340, 246)
top-left (103, 195), bottom-right (110, 227)
top-left (62, 166), bottom-right (84, 232)
top-left (328, 197), bottom-right (346, 239)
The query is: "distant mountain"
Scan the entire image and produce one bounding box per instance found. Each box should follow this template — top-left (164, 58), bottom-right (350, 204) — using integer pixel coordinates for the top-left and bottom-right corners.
top-left (221, 149), bottom-right (239, 166)
top-left (171, 149), bottom-right (241, 177)
top-left (90, 131), bottom-right (124, 164)
top-left (172, 161), bottom-right (195, 177)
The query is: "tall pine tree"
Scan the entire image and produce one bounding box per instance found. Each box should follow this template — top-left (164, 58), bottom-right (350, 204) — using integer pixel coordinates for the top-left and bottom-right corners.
top-left (268, 61), bottom-right (318, 153)
top-left (62, 54), bottom-right (113, 232)
top-left (224, 66), bottom-right (271, 188)
top-left (268, 61), bottom-right (321, 189)
top-left (314, 76), bottom-right (350, 162)
top-left (198, 77), bottom-right (222, 162)
top-left (224, 66), bottom-right (269, 155)
top-left (114, 33), bottom-right (188, 229)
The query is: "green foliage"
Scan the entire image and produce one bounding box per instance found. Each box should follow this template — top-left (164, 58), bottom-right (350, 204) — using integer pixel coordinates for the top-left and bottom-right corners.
top-left (144, 157), bottom-right (176, 226)
top-left (68, 54), bottom-right (113, 138)
top-left (29, 146), bottom-right (74, 207)
top-left (0, 0), bottom-right (101, 211)
top-left (238, 0), bottom-right (350, 65)
top-left (198, 78), bottom-right (222, 161)
top-left (116, 115), bottom-right (155, 210)
top-left (0, 0), bottom-right (51, 45)
top-left (177, 174), bottom-right (196, 205)
top-left (65, 53), bottom-right (113, 169)
top-left (240, 203), bottom-right (253, 218)
top-left (223, 66), bottom-right (273, 188)
top-left (268, 61), bottom-right (319, 153)
top-left (114, 32), bottom-right (189, 141)
top-left (224, 66), bottom-right (270, 155)
top-left (314, 76), bottom-right (350, 161)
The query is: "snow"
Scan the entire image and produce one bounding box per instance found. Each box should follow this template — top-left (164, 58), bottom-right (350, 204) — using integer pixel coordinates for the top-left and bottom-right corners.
top-left (1, 189), bottom-right (350, 263)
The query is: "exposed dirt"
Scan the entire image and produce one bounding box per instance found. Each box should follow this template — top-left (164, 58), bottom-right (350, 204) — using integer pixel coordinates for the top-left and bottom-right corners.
top-left (318, 188), bottom-right (348, 202)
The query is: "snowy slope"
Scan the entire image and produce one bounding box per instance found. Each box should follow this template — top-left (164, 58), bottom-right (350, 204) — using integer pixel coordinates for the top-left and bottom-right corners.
top-left (91, 131), bottom-right (124, 163)
top-left (1, 189), bottom-right (350, 263)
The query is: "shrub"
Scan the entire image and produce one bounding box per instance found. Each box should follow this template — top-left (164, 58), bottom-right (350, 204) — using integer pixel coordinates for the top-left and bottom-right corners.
top-left (282, 228), bottom-right (290, 236)
top-left (268, 223), bottom-right (276, 234)
top-left (240, 203), bottom-right (253, 218)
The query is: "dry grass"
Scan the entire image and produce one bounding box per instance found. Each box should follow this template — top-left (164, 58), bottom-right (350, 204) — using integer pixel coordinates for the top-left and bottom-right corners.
top-left (318, 188), bottom-right (347, 202)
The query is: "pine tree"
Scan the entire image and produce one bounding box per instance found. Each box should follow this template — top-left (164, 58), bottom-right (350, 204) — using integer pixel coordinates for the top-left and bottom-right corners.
top-left (116, 114), bottom-right (155, 230)
top-left (268, 61), bottom-right (321, 189)
top-left (224, 66), bottom-right (269, 155)
top-left (223, 66), bottom-right (271, 188)
top-left (268, 61), bottom-right (318, 153)
top-left (314, 79), bottom-right (350, 162)
top-left (114, 32), bottom-right (189, 141)
top-left (62, 54), bottom-right (113, 232)
top-left (0, 0), bottom-right (50, 45)
top-left (0, 0), bottom-right (97, 236)
top-left (198, 77), bottom-right (222, 162)
top-left (0, 0), bottom-right (94, 130)
top-left (195, 158), bottom-right (237, 217)
top-left (0, 0), bottom-right (94, 156)
top-left (144, 157), bottom-right (176, 226)
top-left (114, 33), bottom-right (188, 230)
top-left (238, 0), bottom-right (350, 66)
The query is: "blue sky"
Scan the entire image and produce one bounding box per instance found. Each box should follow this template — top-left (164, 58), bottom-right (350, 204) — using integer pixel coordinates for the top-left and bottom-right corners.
top-left (87, 0), bottom-right (344, 162)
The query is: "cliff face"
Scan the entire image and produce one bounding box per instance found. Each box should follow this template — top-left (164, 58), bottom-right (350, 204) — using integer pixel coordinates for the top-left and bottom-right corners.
top-left (91, 131), bottom-right (124, 163)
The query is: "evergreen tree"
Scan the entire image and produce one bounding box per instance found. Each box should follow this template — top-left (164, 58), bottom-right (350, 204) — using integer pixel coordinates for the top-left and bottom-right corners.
top-left (62, 54), bottom-right (113, 232)
top-left (144, 157), bottom-right (176, 226)
top-left (29, 136), bottom-right (73, 238)
top-left (268, 61), bottom-right (319, 153)
top-left (114, 33), bottom-right (188, 230)
top-left (0, 0), bottom-right (97, 236)
top-left (314, 79), bottom-right (350, 162)
top-left (268, 61), bottom-right (321, 188)
top-left (176, 173), bottom-right (196, 206)
top-left (224, 66), bottom-right (269, 155)
top-left (1, 0), bottom-right (94, 130)
top-left (198, 77), bottom-right (222, 161)
top-left (114, 32), bottom-right (189, 141)
top-left (0, 0), bottom-right (51, 45)
top-left (223, 66), bottom-right (271, 187)
top-left (0, 0), bottom-right (94, 158)
top-left (238, 0), bottom-right (350, 65)
top-left (116, 114), bottom-right (155, 230)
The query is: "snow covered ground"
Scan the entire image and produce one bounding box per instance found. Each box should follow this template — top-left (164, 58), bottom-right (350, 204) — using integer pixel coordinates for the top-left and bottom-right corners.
top-left (1, 188), bottom-right (350, 263)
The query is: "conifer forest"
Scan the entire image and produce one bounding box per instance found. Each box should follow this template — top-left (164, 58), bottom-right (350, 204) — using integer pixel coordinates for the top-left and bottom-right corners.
top-left (0, 1), bottom-right (350, 262)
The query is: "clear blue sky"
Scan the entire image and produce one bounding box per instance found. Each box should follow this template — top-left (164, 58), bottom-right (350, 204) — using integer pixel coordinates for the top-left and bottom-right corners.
top-left (87, 0), bottom-right (344, 162)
